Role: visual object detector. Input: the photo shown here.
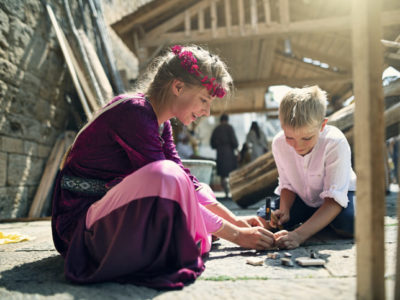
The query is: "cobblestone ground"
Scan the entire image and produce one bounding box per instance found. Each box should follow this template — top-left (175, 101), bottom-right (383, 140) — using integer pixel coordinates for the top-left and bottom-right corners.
top-left (0, 187), bottom-right (397, 300)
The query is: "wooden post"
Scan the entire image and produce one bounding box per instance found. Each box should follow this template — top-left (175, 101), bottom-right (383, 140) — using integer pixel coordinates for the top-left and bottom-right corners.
top-left (352, 0), bottom-right (385, 299)
top-left (396, 188), bottom-right (400, 299)
top-left (224, 0), bottom-right (231, 35)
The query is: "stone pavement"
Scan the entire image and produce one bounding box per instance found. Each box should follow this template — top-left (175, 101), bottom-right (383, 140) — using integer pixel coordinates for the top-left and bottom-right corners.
top-left (0, 186), bottom-right (398, 300)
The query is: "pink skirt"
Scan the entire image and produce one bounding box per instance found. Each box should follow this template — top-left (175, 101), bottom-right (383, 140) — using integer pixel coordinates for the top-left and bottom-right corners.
top-left (63, 160), bottom-right (211, 289)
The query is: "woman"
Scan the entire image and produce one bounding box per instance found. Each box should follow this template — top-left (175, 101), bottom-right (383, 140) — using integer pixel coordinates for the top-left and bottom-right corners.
top-left (246, 121), bottom-right (268, 161)
top-left (52, 45), bottom-right (275, 289)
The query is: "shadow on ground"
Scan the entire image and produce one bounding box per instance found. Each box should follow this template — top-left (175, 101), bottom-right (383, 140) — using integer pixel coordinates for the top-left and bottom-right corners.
top-left (0, 255), bottom-right (162, 299)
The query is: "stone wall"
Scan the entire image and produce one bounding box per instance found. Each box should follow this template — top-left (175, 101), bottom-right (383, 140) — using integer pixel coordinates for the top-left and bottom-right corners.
top-left (0, 0), bottom-right (139, 219)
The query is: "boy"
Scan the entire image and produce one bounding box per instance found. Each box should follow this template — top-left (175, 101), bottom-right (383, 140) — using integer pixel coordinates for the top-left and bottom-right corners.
top-left (258, 86), bottom-right (356, 249)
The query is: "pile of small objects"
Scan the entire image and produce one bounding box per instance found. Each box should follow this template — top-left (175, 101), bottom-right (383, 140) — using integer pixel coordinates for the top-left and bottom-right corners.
top-left (246, 250), bottom-right (325, 267)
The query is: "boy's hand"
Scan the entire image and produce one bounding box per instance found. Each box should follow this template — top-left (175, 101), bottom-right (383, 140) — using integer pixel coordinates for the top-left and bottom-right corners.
top-left (270, 209), bottom-right (290, 228)
top-left (274, 230), bottom-right (304, 249)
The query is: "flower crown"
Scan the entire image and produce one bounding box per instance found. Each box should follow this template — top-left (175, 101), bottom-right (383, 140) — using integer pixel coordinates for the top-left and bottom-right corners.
top-left (171, 45), bottom-right (226, 98)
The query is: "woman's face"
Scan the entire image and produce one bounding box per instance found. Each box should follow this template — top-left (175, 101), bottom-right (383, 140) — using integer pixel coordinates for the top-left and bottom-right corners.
top-left (282, 121), bottom-right (326, 156)
top-left (172, 83), bottom-right (215, 126)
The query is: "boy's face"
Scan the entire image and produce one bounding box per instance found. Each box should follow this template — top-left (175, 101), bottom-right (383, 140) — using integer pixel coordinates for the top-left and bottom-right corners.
top-left (282, 119), bottom-right (327, 156)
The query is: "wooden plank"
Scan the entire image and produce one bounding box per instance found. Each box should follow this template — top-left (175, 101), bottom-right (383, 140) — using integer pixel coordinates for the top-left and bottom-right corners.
top-left (235, 75), bottom-right (352, 89)
top-left (140, 10), bottom-right (400, 46)
top-left (145, 0), bottom-right (215, 40)
top-left (250, 0), bottom-right (258, 33)
top-left (198, 8), bottom-right (204, 33)
top-left (224, 0), bottom-right (232, 35)
top-left (211, 0), bottom-right (217, 38)
top-left (45, 4), bottom-right (92, 119)
top-left (238, 0), bottom-right (245, 36)
top-left (78, 30), bottom-right (113, 104)
top-left (352, 0), bottom-right (385, 299)
top-left (185, 10), bottom-right (191, 37)
top-left (396, 190), bottom-right (400, 299)
top-left (28, 134), bottom-right (65, 218)
top-left (279, 0), bottom-right (289, 25)
top-left (112, 0), bottom-right (188, 35)
top-left (263, 0), bottom-right (271, 24)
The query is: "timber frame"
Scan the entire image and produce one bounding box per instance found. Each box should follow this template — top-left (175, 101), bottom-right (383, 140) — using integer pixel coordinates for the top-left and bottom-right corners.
top-left (112, 0), bottom-right (400, 115)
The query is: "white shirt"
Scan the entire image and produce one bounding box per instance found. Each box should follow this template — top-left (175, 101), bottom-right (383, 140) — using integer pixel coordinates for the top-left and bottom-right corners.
top-left (272, 125), bottom-right (356, 208)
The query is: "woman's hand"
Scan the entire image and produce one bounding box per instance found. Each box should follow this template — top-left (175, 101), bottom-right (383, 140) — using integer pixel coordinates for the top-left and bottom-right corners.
top-left (274, 230), bottom-right (305, 249)
top-left (270, 209), bottom-right (290, 228)
top-left (236, 226), bottom-right (276, 250)
top-left (234, 216), bottom-right (264, 228)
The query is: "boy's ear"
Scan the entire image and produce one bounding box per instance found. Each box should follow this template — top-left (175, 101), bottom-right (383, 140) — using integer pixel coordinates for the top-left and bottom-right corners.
top-left (320, 118), bottom-right (328, 131)
top-left (171, 79), bottom-right (185, 96)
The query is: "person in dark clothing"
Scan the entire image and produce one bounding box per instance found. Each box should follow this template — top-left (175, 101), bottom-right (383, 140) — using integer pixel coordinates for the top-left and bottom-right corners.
top-left (210, 114), bottom-right (239, 199)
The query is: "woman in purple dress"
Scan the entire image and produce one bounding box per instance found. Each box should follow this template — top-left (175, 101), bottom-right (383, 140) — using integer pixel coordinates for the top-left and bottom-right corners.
top-left (52, 45), bottom-right (275, 289)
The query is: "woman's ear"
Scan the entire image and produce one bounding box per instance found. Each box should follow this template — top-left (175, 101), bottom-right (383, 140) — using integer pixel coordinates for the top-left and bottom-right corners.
top-left (171, 79), bottom-right (185, 96)
top-left (320, 118), bottom-right (328, 131)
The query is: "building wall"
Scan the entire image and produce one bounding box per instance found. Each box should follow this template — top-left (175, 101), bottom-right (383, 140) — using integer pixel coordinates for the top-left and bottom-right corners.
top-left (0, 0), bottom-right (139, 219)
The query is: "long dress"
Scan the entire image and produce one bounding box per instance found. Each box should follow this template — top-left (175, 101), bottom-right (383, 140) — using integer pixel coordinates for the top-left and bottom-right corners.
top-left (246, 129), bottom-right (268, 161)
top-left (210, 123), bottom-right (238, 177)
top-left (51, 94), bottom-right (222, 289)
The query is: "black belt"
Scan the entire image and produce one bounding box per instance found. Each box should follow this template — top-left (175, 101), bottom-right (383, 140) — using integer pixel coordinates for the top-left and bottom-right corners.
top-left (60, 175), bottom-right (109, 197)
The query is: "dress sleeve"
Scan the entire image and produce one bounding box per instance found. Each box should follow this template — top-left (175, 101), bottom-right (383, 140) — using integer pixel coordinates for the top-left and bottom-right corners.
top-left (319, 138), bottom-right (352, 208)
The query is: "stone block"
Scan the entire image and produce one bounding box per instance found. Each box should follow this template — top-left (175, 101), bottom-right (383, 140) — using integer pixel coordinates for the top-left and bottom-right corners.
top-left (0, 57), bottom-right (22, 85)
top-left (0, 152), bottom-right (6, 187)
top-left (37, 144), bottom-right (51, 158)
top-left (24, 141), bottom-right (38, 156)
top-left (9, 17), bottom-right (33, 49)
top-left (1, 136), bottom-right (24, 153)
top-left (0, 186), bottom-right (29, 219)
top-left (7, 154), bottom-right (44, 186)
top-left (0, 8), bottom-right (10, 50)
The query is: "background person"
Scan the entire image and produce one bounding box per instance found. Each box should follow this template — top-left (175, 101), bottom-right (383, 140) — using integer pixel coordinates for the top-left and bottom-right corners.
top-left (210, 114), bottom-right (239, 199)
top-left (246, 121), bottom-right (268, 161)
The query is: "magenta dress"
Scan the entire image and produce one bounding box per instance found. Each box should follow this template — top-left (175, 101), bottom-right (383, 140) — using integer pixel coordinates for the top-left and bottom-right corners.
top-left (51, 94), bottom-right (222, 289)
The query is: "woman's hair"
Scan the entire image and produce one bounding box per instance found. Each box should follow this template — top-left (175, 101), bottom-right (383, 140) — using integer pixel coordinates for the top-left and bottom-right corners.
top-left (134, 44), bottom-right (233, 108)
top-left (250, 121), bottom-right (260, 139)
top-left (279, 85), bottom-right (327, 128)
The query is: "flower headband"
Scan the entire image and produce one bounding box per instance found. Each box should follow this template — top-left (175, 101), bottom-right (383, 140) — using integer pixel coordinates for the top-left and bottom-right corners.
top-left (171, 45), bottom-right (226, 98)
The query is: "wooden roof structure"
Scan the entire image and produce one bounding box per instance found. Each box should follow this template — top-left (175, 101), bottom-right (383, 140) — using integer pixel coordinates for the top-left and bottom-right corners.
top-left (112, 0), bottom-right (400, 115)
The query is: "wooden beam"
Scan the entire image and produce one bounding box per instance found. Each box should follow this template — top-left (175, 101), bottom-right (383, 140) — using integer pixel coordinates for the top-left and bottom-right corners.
top-left (145, 0), bottom-right (216, 41)
top-left (289, 41), bottom-right (352, 70)
top-left (250, 0), bottom-right (258, 33)
top-left (352, 0), bottom-right (385, 299)
top-left (235, 75), bottom-right (352, 89)
top-left (185, 10), bottom-right (191, 37)
top-left (279, 0), bottom-right (289, 26)
top-left (140, 10), bottom-right (400, 46)
top-left (381, 39), bottom-right (400, 49)
top-left (224, 0), bottom-right (232, 35)
top-left (238, 0), bottom-right (245, 36)
top-left (112, 0), bottom-right (189, 35)
top-left (263, 0), bottom-right (271, 24)
top-left (211, 106), bottom-right (278, 115)
top-left (211, 0), bottom-right (217, 38)
top-left (198, 8), bottom-right (205, 33)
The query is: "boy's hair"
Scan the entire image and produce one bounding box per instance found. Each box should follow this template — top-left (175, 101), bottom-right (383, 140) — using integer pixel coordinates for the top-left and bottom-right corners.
top-left (279, 85), bottom-right (327, 128)
top-left (135, 45), bottom-right (233, 108)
